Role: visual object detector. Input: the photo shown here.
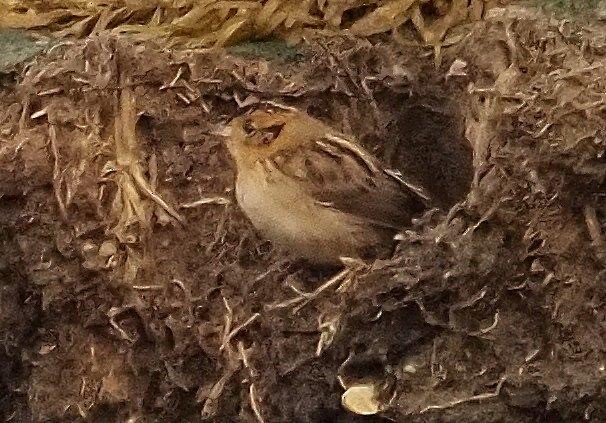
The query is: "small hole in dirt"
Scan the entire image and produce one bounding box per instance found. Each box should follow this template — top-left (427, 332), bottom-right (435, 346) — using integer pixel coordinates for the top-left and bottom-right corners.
top-left (377, 95), bottom-right (473, 209)
top-left (340, 355), bottom-right (385, 380)
top-left (136, 114), bottom-right (185, 148)
top-left (136, 113), bottom-right (154, 132)
top-left (165, 326), bottom-right (176, 349)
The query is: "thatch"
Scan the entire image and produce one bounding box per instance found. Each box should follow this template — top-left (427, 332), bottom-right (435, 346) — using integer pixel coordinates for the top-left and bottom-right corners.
top-left (0, 0), bottom-right (493, 47)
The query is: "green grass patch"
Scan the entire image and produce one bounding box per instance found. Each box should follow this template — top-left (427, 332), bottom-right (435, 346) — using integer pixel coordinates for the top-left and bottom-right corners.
top-left (535, 0), bottom-right (601, 15)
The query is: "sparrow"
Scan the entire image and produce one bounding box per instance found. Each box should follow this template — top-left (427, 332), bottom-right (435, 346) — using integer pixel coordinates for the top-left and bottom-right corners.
top-left (218, 105), bottom-right (430, 265)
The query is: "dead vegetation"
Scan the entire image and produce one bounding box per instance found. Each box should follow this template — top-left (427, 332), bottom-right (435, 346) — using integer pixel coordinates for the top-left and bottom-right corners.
top-left (1, 2), bottom-right (606, 423)
top-left (0, 0), bottom-right (499, 49)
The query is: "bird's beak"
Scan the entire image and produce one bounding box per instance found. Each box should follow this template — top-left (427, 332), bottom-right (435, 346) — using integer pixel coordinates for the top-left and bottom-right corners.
top-left (210, 124), bottom-right (232, 137)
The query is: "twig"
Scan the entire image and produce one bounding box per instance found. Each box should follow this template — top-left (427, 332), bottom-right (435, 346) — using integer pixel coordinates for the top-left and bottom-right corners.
top-left (448, 286), bottom-right (488, 324)
top-left (18, 97), bottom-right (29, 133)
top-left (266, 267), bottom-right (351, 312)
top-left (130, 166), bottom-right (185, 225)
top-left (237, 341), bottom-right (252, 370)
top-left (316, 313), bottom-right (340, 356)
top-left (469, 311), bottom-right (500, 337)
top-left (131, 285), bottom-right (163, 291)
top-left (201, 362), bottom-right (241, 418)
top-left (31, 108), bottom-right (48, 119)
top-left (182, 80), bottom-right (197, 95)
top-left (430, 338), bottom-right (446, 383)
top-left (220, 313), bottom-right (260, 351)
top-left (172, 278), bottom-right (194, 317)
top-left (181, 196), bottom-right (231, 208)
top-left (292, 268), bottom-right (351, 314)
top-left (171, 278), bottom-right (191, 298)
top-left (160, 67), bottom-right (184, 90)
top-left (463, 197), bottom-right (511, 236)
top-left (234, 92), bottom-right (260, 108)
top-left (37, 87), bottom-right (63, 96)
top-left (107, 306), bottom-right (136, 343)
top-left (200, 99), bottom-right (211, 114)
top-left (334, 274), bottom-right (355, 293)
top-left (254, 260), bottom-right (289, 283)
top-left (198, 78), bottom-right (223, 84)
top-left (48, 124), bottom-right (68, 221)
top-left (260, 100), bottom-right (297, 111)
top-left (221, 297), bottom-right (234, 349)
top-left (117, 85), bottom-right (185, 226)
top-left (177, 92), bottom-right (192, 105)
top-left (316, 40), bottom-right (361, 92)
top-left (237, 343), bottom-right (265, 422)
top-left (249, 384), bottom-right (265, 423)
top-left (360, 76), bottom-right (381, 121)
top-left (584, 205), bottom-right (606, 263)
top-left (265, 295), bottom-right (307, 311)
top-left (419, 376), bottom-right (507, 413)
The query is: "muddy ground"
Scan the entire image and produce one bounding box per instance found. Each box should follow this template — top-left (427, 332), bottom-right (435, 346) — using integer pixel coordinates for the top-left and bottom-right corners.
top-left (1, 4), bottom-right (606, 423)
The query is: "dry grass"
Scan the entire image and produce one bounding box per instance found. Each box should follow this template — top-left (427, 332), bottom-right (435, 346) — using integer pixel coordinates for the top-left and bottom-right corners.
top-left (0, 0), bottom-right (494, 47)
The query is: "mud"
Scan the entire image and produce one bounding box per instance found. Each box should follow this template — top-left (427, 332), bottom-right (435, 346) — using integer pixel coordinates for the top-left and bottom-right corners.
top-left (1, 4), bottom-right (606, 423)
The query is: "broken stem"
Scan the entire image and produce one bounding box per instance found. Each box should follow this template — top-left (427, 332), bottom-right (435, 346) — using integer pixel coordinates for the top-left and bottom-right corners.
top-left (220, 313), bottom-right (260, 351)
top-left (48, 124), bottom-right (68, 221)
top-left (249, 384), bottom-right (265, 423)
top-left (584, 205), bottom-right (606, 263)
top-left (201, 363), bottom-right (240, 418)
top-left (107, 306), bottom-right (136, 343)
top-left (292, 268), bottom-right (351, 314)
top-left (181, 196), bottom-right (231, 208)
top-left (221, 296), bottom-right (234, 349)
top-left (117, 84), bottom-right (185, 226)
top-left (419, 376), bottom-right (507, 413)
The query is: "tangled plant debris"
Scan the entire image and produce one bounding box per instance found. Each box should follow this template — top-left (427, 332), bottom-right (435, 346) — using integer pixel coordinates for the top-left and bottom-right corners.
top-left (0, 0), bottom-right (497, 48)
top-left (1, 2), bottom-right (606, 423)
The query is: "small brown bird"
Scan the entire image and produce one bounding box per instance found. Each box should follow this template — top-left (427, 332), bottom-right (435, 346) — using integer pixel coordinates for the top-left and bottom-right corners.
top-left (219, 105), bottom-right (430, 265)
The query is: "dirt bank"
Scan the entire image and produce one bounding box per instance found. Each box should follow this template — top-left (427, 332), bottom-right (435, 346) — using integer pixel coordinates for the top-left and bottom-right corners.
top-left (1, 5), bottom-right (605, 422)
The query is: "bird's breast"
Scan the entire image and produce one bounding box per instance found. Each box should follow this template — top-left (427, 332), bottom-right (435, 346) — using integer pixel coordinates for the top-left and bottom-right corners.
top-left (234, 163), bottom-right (364, 263)
top-left (235, 163), bottom-right (310, 239)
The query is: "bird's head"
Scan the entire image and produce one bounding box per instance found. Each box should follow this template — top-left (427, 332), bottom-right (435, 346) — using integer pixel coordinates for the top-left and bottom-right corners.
top-left (214, 105), bottom-right (307, 166)
top-left (237, 108), bottom-right (290, 147)
top-left (213, 104), bottom-right (335, 170)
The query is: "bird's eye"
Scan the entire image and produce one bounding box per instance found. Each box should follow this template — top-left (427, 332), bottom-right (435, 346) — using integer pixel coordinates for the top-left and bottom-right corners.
top-left (262, 123), bottom-right (285, 141)
top-left (250, 123), bottom-right (284, 146)
top-left (243, 119), bottom-right (255, 135)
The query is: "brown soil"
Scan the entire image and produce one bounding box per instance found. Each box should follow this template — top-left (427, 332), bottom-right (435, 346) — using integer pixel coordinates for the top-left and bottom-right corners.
top-left (1, 5), bottom-right (606, 423)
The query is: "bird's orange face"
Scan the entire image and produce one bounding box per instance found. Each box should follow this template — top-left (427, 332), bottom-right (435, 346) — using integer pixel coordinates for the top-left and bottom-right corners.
top-left (240, 109), bottom-right (288, 148)
top-left (222, 106), bottom-right (335, 168)
top-left (223, 108), bottom-right (297, 165)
